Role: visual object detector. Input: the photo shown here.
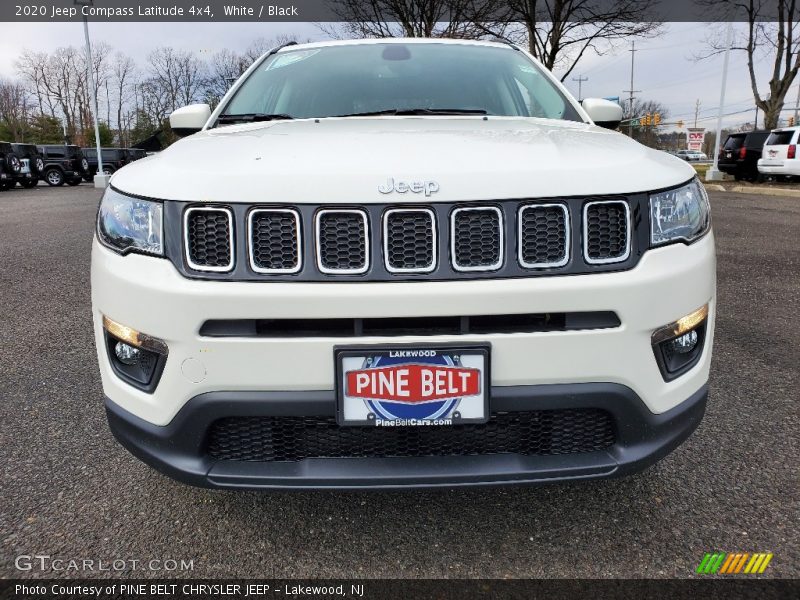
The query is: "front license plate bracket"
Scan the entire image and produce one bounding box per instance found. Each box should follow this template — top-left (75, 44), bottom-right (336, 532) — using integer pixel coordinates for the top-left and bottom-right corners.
top-left (335, 344), bottom-right (491, 427)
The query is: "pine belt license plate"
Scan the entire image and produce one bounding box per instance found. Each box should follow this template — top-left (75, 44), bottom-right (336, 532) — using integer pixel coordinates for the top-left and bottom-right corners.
top-left (335, 345), bottom-right (490, 427)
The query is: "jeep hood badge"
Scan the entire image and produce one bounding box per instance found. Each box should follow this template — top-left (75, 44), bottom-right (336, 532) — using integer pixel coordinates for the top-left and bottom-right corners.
top-left (379, 177), bottom-right (439, 196)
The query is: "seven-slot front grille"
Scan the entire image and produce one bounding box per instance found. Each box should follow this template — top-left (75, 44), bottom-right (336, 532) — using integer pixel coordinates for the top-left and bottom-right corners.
top-left (206, 409), bottom-right (616, 462)
top-left (184, 207), bottom-right (234, 272)
top-left (180, 198), bottom-right (639, 279)
top-left (248, 209), bottom-right (301, 273)
top-left (518, 203), bottom-right (570, 268)
top-left (451, 207), bottom-right (504, 271)
top-left (383, 208), bottom-right (436, 273)
top-left (316, 209), bottom-right (369, 274)
top-left (583, 200), bottom-right (631, 264)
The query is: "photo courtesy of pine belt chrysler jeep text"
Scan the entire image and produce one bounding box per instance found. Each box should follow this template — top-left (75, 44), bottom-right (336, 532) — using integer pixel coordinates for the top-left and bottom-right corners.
top-left (92, 39), bottom-right (715, 490)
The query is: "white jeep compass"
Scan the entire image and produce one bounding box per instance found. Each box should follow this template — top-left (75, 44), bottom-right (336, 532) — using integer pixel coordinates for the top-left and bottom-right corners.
top-left (92, 39), bottom-right (715, 489)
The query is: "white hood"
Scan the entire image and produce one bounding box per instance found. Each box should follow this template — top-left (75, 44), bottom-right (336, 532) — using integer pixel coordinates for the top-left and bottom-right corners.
top-left (112, 116), bottom-right (696, 203)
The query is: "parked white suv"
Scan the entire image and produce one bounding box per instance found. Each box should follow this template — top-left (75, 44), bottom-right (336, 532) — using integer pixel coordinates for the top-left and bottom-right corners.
top-left (758, 126), bottom-right (800, 178)
top-left (92, 39), bottom-right (715, 490)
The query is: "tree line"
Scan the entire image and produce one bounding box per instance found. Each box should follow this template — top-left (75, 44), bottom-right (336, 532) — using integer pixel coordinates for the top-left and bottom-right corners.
top-left (0, 34), bottom-right (295, 147)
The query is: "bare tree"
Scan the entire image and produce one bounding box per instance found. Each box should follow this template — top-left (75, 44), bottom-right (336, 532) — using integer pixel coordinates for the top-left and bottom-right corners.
top-left (701, 0), bottom-right (800, 130)
top-left (112, 53), bottom-right (137, 146)
top-left (324, 0), bottom-right (506, 39)
top-left (494, 0), bottom-right (662, 81)
top-left (144, 47), bottom-right (207, 118)
top-left (0, 78), bottom-right (32, 140)
top-left (621, 97), bottom-right (669, 148)
top-left (206, 49), bottom-right (247, 107)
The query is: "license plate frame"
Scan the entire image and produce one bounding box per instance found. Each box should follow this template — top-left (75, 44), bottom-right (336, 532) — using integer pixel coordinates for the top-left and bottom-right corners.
top-left (335, 343), bottom-right (490, 427)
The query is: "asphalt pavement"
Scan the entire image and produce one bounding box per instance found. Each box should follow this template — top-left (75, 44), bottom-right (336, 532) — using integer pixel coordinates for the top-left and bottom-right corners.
top-left (0, 183), bottom-right (797, 579)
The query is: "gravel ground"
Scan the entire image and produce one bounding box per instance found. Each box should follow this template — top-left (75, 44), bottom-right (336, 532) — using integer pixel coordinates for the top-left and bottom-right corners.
top-left (0, 184), bottom-right (797, 579)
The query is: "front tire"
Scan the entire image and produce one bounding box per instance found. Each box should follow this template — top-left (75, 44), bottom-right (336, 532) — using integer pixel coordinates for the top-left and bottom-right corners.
top-left (45, 168), bottom-right (64, 187)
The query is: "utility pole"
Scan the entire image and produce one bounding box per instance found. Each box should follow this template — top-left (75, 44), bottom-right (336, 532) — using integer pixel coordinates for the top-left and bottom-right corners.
top-left (693, 99), bottom-right (701, 128)
top-left (623, 41), bottom-right (641, 137)
top-left (794, 83), bottom-right (800, 122)
top-left (707, 22), bottom-right (733, 182)
top-left (572, 74), bottom-right (588, 101)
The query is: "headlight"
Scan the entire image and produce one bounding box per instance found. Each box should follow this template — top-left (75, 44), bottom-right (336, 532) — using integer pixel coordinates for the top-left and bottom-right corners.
top-left (97, 187), bottom-right (163, 255)
top-left (649, 178), bottom-right (710, 246)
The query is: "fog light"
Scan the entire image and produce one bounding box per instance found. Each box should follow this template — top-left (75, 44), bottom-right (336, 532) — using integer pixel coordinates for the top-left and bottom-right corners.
top-left (102, 315), bottom-right (168, 392)
top-left (102, 315), bottom-right (169, 355)
top-left (652, 305), bottom-right (709, 381)
top-left (651, 304), bottom-right (708, 345)
top-left (670, 330), bottom-right (698, 354)
top-left (114, 341), bottom-right (141, 365)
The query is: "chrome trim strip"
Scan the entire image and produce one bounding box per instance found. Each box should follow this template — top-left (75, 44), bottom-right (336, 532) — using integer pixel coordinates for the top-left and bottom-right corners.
top-left (247, 208), bottom-right (302, 274)
top-left (450, 206), bottom-right (504, 272)
top-left (383, 208), bottom-right (437, 274)
top-left (315, 209), bottom-right (370, 275)
top-left (583, 200), bottom-right (631, 265)
top-left (517, 203), bottom-right (570, 269)
top-left (183, 206), bottom-right (235, 273)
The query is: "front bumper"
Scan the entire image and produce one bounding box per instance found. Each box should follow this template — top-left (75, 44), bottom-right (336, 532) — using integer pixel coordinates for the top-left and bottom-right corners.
top-left (92, 233), bottom-right (715, 426)
top-left (105, 382), bottom-right (708, 490)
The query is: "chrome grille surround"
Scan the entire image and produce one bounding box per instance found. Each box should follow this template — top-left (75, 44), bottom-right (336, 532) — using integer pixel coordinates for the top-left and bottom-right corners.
top-left (517, 203), bottom-right (570, 269)
top-left (382, 208), bottom-right (437, 273)
top-left (315, 209), bottom-right (370, 275)
top-left (583, 200), bottom-right (631, 265)
top-left (247, 208), bottom-right (302, 274)
top-left (183, 206), bottom-right (235, 273)
top-left (450, 206), bottom-right (504, 272)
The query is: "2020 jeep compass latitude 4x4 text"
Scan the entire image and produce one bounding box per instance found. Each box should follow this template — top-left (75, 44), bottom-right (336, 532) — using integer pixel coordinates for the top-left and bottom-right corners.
top-left (92, 39), bottom-right (715, 490)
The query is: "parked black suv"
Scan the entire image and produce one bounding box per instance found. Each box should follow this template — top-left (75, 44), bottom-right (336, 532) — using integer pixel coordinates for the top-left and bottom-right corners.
top-left (717, 130), bottom-right (770, 181)
top-left (11, 143), bottom-right (45, 188)
top-left (0, 142), bottom-right (22, 190)
top-left (82, 147), bottom-right (130, 181)
top-left (37, 145), bottom-right (88, 186)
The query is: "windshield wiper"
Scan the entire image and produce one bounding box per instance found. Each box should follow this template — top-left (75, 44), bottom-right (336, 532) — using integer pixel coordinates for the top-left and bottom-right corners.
top-left (217, 113), bottom-right (294, 124)
top-left (334, 108), bottom-right (488, 118)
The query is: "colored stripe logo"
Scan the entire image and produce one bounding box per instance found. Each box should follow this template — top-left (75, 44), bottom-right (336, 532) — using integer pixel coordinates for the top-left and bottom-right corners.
top-left (696, 552), bottom-right (773, 574)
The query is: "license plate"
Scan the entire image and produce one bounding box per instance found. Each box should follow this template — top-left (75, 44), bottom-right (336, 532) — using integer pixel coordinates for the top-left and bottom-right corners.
top-left (335, 345), bottom-right (489, 426)
top-left (726, 152), bottom-right (732, 158)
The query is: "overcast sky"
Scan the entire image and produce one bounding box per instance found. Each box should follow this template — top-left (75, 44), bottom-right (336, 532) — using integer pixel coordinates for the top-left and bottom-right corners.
top-left (0, 21), bottom-right (792, 132)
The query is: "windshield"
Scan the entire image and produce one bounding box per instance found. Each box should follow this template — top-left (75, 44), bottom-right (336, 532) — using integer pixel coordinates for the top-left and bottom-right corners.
top-left (220, 43), bottom-right (582, 123)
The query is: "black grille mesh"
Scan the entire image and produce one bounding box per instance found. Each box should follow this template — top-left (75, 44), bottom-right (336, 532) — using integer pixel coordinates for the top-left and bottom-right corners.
top-left (585, 202), bottom-right (628, 261)
top-left (317, 211), bottom-right (367, 271)
top-left (186, 209), bottom-right (231, 268)
top-left (251, 211), bottom-right (299, 271)
top-left (207, 409), bottom-right (615, 462)
top-left (453, 208), bottom-right (502, 269)
top-left (520, 205), bottom-right (568, 266)
top-left (385, 210), bottom-right (435, 271)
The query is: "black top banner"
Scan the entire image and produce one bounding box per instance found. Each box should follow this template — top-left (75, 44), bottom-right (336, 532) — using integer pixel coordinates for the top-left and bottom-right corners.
top-left (0, 0), bottom-right (790, 23)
